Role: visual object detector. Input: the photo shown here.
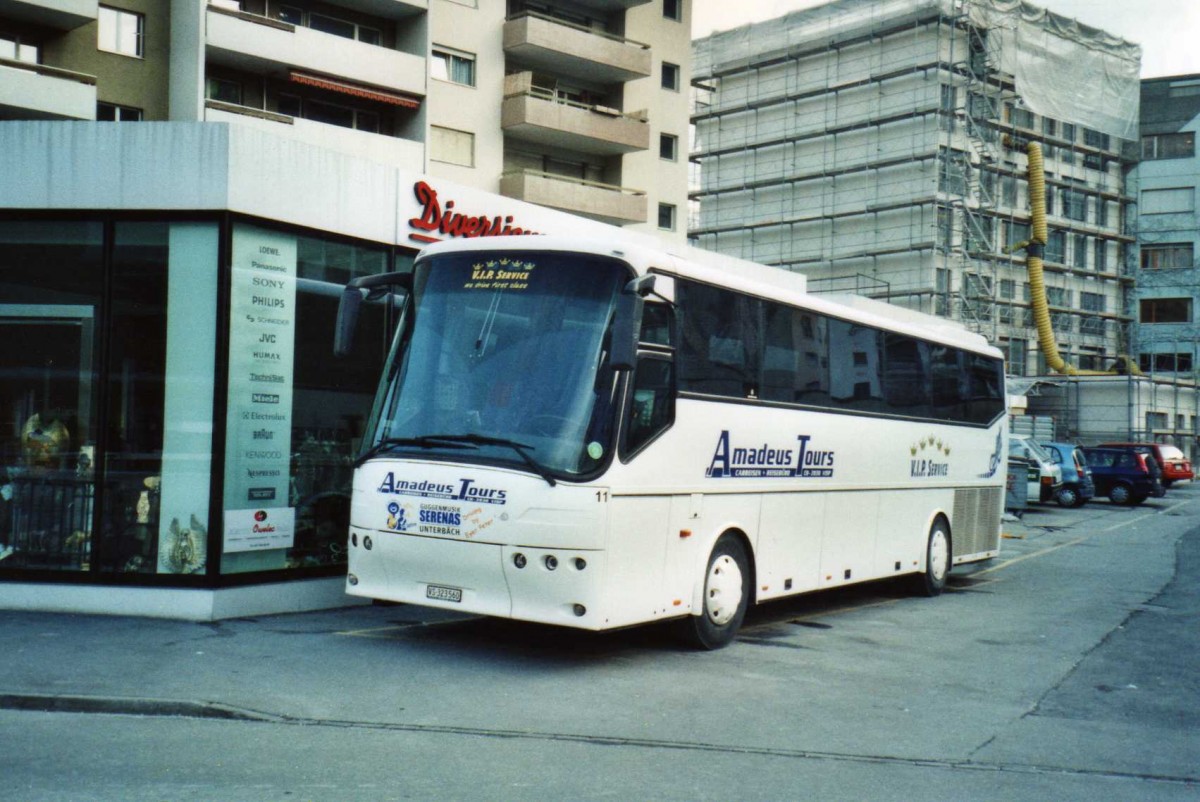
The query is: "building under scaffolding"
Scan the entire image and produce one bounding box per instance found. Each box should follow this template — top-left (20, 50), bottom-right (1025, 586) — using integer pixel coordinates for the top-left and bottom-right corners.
top-left (691, 0), bottom-right (1141, 378)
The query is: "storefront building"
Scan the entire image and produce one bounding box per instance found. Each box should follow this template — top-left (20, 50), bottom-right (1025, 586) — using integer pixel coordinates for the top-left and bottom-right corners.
top-left (0, 120), bottom-right (636, 619)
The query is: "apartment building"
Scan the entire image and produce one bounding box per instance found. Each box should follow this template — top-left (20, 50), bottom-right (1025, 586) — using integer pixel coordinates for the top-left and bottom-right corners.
top-left (1133, 75), bottom-right (1200, 378)
top-left (691, 0), bottom-right (1141, 378)
top-left (0, 0), bottom-right (690, 236)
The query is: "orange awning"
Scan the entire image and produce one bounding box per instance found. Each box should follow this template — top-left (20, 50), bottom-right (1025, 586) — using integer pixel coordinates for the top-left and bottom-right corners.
top-left (289, 71), bottom-right (421, 109)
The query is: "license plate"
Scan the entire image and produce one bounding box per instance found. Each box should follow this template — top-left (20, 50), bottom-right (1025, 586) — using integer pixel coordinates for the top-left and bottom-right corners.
top-left (426, 584), bottom-right (462, 603)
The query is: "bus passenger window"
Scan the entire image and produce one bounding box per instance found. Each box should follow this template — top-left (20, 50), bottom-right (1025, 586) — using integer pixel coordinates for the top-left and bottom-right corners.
top-left (624, 358), bottom-right (674, 455)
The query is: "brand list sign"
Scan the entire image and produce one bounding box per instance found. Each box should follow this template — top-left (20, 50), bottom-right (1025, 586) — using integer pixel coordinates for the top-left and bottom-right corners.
top-left (224, 227), bottom-right (297, 552)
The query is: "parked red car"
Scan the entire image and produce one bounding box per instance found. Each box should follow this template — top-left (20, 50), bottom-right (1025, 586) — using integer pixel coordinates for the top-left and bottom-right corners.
top-left (1098, 442), bottom-right (1194, 487)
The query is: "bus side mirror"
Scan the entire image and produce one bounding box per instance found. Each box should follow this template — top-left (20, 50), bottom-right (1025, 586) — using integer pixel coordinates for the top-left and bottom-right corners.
top-left (333, 272), bottom-right (413, 358)
top-left (610, 275), bottom-right (655, 371)
top-left (334, 286), bottom-right (364, 357)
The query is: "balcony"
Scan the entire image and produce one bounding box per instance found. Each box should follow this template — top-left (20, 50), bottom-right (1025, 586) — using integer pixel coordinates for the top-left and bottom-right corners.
top-left (205, 6), bottom-right (425, 102)
top-left (0, 0), bottom-right (96, 29)
top-left (502, 74), bottom-right (648, 156)
top-left (0, 59), bottom-right (95, 120)
top-left (503, 11), bottom-right (651, 84)
top-left (500, 169), bottom-right (646, 226)
top-left (205, 100), bottom-right (423, 167)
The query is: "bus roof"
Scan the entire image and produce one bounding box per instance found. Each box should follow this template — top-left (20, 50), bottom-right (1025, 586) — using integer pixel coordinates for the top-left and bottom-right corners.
top-left (417, 235), bottom-right (1000, 358)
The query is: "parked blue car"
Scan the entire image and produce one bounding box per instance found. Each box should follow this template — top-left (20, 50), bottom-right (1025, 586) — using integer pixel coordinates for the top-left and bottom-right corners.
top-left (1042, 442), bottom-right (1095, 508)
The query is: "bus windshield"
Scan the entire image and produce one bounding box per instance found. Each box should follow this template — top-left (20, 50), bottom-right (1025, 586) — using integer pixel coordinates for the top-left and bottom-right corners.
top-left (364, 250), bottom-right (628, 479)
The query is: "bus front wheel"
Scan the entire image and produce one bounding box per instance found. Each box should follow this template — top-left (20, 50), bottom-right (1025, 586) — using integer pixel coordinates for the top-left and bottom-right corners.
top-left (682, 534), bottom-right (751, 650)
top-left (912, 519), bottom-right (950, 597)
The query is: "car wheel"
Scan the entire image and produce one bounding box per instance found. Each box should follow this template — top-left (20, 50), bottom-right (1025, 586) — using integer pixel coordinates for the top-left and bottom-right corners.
top-left (681, 534), bottom-right (751, 650)
top-left (1109, 483), bottom-right (1133, 505)
top-left (1055, 486), bottom-right (1079, 508)
top-left (911, 518), bottom-right (950, 597)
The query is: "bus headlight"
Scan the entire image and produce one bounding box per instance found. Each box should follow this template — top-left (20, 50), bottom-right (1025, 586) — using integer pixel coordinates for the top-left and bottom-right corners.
top-left (544, 555), bottom-right (558, 570)
top-left (513, 553), bottom-right (527, 569)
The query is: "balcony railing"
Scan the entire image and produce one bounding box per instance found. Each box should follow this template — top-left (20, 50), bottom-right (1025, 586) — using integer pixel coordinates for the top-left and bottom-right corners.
top-left (500, 168), bottom-right (646, 225)
top-left (503, 10), bottom-right (651, 84)
top-left (502, 77), bottom-right (648, 155)
top-left (205, 4), bottom-right (425, 101)
top-left (0, 58), bottom-right (96, 119)
top-left (204, 100), bottom-right (424, 167)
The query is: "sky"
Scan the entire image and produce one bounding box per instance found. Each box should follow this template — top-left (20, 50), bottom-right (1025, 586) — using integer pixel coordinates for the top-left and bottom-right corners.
top-left (693, 0), bottom-right (1200, 79)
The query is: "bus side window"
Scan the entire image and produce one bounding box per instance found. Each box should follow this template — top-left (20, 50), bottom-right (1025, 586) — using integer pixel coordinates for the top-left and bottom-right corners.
top-left (624, 357), bottom-right (675, 456)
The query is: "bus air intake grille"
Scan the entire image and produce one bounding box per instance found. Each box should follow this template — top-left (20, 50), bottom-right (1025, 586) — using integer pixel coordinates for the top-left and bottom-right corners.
top-left (951, 487), bottom-right (1002, 556)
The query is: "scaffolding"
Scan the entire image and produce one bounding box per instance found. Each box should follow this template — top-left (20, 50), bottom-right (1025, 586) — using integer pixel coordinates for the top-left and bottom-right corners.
top-left (691, 0), bottom-right (1142, 374)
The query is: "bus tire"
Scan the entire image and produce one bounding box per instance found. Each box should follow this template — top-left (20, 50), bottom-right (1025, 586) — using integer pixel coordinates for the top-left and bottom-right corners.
top-left (682, 534), bottom-right (751, 650)
top-left (912, 518), bottom-right (950, 597)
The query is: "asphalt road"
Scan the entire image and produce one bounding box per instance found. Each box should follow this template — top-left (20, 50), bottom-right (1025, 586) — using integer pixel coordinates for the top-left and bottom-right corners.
top-left (1, 485), bottom-right (1197, 801)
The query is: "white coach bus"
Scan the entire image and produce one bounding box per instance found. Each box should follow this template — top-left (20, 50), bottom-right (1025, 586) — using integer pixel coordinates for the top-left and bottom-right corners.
top-left (334, 236), bottom-right (1006, 648)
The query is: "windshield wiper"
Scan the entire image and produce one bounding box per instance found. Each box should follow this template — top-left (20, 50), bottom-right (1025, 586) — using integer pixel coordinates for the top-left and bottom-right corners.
top-left (354, 436), bottom-right (476, 468)
top-left (415, 433), bottom-right (557, 487)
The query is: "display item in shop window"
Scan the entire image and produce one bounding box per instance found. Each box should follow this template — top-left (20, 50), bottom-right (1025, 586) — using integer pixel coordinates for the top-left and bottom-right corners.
top-left (21, 414), bottom-right (71, 470)
top-left (160, 514), bottom-right (207, 574)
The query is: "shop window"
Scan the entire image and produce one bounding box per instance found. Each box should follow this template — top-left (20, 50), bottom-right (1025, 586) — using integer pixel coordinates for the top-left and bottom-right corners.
top-left (98, 6), bottom-right (143, 58)
top-left (221, 224), bottom-right (391, 574)
top-left (0, 221), bottom-right (219, 577)
top-left (0, 222), bottom-right (103, 571)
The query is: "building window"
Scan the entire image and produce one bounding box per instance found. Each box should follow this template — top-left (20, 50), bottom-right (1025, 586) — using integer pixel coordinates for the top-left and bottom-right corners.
top-left (0, 34), bottom-right (39, 63)
top-left (1139, 353), bottom-right (1193, 373)
top-left (663, 0), bottom-right (682, 21)
top-left (1140, 298), bottom-right (1192, 324)
top-left (205, 77), bottom-right (242, 105)
top-left (431, 47), bottom-right (476, 87)
top-left (1142, 243), bottom-right (1194, 270)
top-left (279, 8), bottom-right (380, 43)
top-left (661, 62), bottom-right (680, 92)
top-left (98, 6), bottom-right (143, 57)
top-left (1083, 128), bottom-right (1110, 151)
top-left (1093, 239), bottom-right (1108, 272)
top-left (1095, 198), bottom-right (1108, 228)
top-left (1046, 230), bottom-right (1065, 263)
top-left (1142, 187), bottom-right (1195, 215)
top-left (1142, 131), bottom-right (1195, 160)
top-left (430, 125), bottom-right (474, 167)
top-left (1072, 234), bottom-right (1088, 269)
top-left (1062, 189), bottom-right (1087, 221)
top-left (96, 102), bottom-right (143, 121)
top-left (659, 133), bottom-right (678, 161)
top-left (1009, 106), bottom-right (1034, 129)
top-left (658, 203), bottom-right (676, 230)
top-left (1005, 338), bottom-right (1028, 376)
top-left (1169, 79), bottom-right (1200, 98)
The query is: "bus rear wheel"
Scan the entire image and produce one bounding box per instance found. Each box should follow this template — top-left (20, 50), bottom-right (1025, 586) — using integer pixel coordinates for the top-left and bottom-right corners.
top-left (912, 519), bottom-right (950, 597)
top-left (682, 534), bottom-right (750, 650)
